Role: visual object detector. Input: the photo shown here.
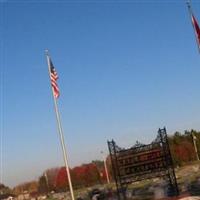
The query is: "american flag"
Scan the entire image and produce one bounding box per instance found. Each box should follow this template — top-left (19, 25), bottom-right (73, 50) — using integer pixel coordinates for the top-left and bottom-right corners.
top-left (50, 59), bottom-right (60, 98)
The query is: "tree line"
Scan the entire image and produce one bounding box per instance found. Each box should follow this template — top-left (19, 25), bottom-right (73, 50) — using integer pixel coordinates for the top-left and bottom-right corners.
top-left (12, 160), bottom-right (110, 195)
top-left (2, 129), bottom-right (200, 196)
top-left (168, 129), bottom-right (200, 166)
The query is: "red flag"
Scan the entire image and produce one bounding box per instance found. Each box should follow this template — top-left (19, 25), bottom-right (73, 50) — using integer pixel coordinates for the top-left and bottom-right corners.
top-left (192, 14), bottom-right (200, 48)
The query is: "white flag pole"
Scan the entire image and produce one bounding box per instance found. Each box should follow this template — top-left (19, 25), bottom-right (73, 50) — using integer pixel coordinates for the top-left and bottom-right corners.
top-left (45, 50), bottom-right (75, 200)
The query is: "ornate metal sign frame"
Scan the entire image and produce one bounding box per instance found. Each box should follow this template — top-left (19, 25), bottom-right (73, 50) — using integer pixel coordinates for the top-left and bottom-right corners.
top-left (108, 127), bottom-right (179, 199)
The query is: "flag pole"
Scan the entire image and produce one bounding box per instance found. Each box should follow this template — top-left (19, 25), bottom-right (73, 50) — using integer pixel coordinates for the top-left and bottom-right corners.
top-left (45, 50), bottom-right (75, 200)
top-left (186, 0), bottom-right (200, 53)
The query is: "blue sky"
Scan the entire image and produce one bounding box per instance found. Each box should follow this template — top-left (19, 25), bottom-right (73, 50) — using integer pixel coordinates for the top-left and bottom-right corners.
top-left (1, 1), bottom-right (200, 187)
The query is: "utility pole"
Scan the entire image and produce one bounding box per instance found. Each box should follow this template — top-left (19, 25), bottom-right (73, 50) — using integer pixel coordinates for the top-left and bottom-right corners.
top-left (101, 151), bottom-right (110, 184)
top-left (191, 131), bottom-right (199, 161)
top-left (44, 172), bottom-right (49, 193)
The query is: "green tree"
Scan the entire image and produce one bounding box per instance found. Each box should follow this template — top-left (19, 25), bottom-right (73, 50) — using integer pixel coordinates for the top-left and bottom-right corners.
top-left (38, 176), bottom-right (48, 194)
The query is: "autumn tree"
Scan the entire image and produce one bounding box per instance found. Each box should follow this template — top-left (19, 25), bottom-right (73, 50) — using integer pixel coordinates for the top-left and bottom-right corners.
top-left (82, 163), bottom-right (101, 186)
top-left (55, 167), bottom-right (69, 192)
top-left (169, 129), bottom-right (200, 166)
top-left (45, 168), bottom-right (59, 191)
top-left (72, 166), bottom-right (86, 188)
top-left (13, 181), bottom-right (38, 195)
